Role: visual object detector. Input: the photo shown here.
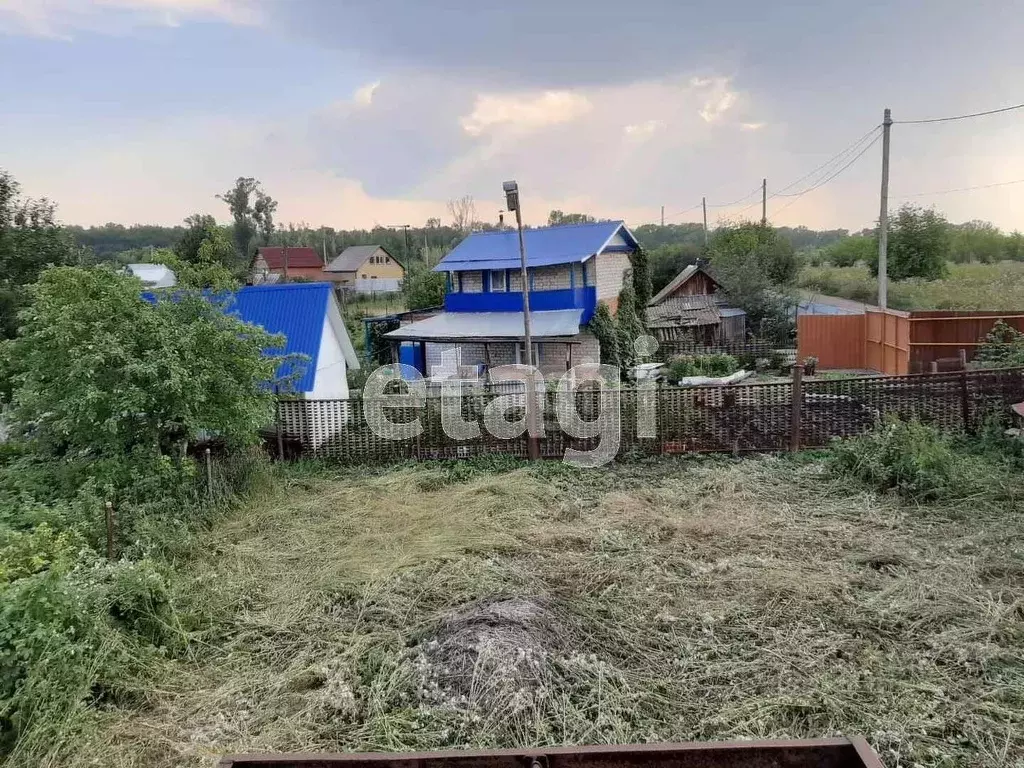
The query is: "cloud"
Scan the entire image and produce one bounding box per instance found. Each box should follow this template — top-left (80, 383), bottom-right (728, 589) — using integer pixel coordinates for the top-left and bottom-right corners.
top-left (460, 91), bottom-right (592, 137)
top-left (352, 80), bottom-right (380, 107)
top-left (698, 78), bottom-right (738, 122)
top-left (624, 119), bottom-right (667, 140)
top-left (0, 0), bottom-right (257, 37)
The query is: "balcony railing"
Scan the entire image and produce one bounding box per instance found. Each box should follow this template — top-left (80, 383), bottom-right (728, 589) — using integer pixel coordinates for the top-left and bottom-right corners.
top-left (444, 286), bottom-right (597, 323)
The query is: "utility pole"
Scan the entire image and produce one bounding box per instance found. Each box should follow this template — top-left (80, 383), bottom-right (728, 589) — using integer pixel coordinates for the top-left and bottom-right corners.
top-left (282, 244), bottom-right (289, 282)
top-left (503, 180), bottom-right (539, 460)
top-left (661, 205), bottom-right (665, 226)
top-left (702, 197), bottom-right (709, 246)
top-left (761, 178), bottom-right (767, 227)
top-left (878, 107), bottom-right (893, 309)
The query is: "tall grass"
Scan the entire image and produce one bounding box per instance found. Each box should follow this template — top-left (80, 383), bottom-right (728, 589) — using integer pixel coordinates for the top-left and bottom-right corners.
top-left (800, 261), bottom-right (1024, 309)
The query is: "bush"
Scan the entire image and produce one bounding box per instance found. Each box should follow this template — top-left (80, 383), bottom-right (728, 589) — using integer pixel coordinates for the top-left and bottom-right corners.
top-left (828, 420), bottom-right (976, 502)
top-left (974, 320), bottom-right (1024, 369)
top-left (666, 353), bottom-right (739, 380)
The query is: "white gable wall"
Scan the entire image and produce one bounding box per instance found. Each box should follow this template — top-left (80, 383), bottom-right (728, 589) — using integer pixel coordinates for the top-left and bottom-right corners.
top-left (311, 315), bottom-right (350, 399)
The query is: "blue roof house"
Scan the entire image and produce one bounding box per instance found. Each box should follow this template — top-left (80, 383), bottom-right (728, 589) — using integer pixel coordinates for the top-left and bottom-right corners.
top-left (145, 282), bottom-right (361, 398)
top-left (386, 221), bottom-right (639, 379)
top-left (229, 283), bottom-right (360, 399)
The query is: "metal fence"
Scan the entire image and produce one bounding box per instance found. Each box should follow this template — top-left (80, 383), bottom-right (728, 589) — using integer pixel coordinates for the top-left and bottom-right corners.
top-left (276, 367), bottom-right (1024, 463)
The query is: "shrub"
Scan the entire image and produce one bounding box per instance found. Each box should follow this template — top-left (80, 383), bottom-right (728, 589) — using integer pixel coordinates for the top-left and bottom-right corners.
top-left (974, 320), bottom-right (1024, 369)
top-left (828, 420), bottom-right (974, 502)
top-left (666, 354), bottom-right (739, 380)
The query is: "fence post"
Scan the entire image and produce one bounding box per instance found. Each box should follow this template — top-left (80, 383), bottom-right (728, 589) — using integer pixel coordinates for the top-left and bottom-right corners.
top-left (275, 390), bottom-right (285, 462)
top-left (958, 348), bottom-right (968, 371)
top-left (960, 369), bottom-right (971, 433)
top-left (930, 361), bottom-right (939, 374)
top-left (205, 447), bottom-right (214, 501)
top-left (790, 363), bottom-right (804, 452)
top-left (105, 501), bottom-right (116, 561)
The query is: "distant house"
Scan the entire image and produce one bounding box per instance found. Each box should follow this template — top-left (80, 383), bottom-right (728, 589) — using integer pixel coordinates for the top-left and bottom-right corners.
top-left (230, 283), bottom-right (360, 399)
top-left (127, 263), bottom-right (176, 288)
top-left (384, 221), bottom-right (638, 379)
top-left (325, 245), bottom-right (405, 292)
top-left (253, 247), bottom-right (325, 283)
top-left (646, 263), bottom-right (746, 345)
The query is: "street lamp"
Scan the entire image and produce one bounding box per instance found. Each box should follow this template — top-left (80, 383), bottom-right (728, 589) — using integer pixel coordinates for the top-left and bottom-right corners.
top-left (503, 180), bottom-right (539, 459)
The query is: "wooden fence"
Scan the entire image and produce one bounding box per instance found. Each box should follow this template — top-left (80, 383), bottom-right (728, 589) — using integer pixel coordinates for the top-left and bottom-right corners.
top-left (276, 367), bottom-right (1024, 463)
top-left (657, 338), bottom-right (780, 361)
top-left (799, 309), bottom-right (1024, 374)
top-left (798, 309), bottom-right (912, 374)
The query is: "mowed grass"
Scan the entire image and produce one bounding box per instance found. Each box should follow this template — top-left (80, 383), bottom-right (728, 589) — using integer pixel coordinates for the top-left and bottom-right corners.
top-left (800, 261), bottom-right (1024, 310)
top-left (59, 457), bottom-right (1024, 768)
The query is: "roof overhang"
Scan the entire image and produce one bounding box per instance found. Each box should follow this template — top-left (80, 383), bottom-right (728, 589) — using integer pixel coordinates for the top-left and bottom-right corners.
top-left (385, 310), bottom-right (584, 341)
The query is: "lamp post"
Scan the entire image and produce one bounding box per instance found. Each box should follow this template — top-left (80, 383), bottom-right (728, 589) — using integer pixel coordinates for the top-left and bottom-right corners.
top-left (503, 180), bottom-right (540, 459)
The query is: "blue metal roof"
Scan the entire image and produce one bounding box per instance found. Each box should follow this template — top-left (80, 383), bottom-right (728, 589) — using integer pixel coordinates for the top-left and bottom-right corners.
top-left (231, 283), bottom-right (331, 393)
top-left (433, 221), bottom-right (637, 273)
top-left (145, 282), bottom-right (332, 393)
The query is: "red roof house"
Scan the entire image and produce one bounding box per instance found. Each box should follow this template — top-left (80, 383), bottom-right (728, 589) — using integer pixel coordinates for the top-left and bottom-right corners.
top-left (254, 247), bottom-right (326, 282)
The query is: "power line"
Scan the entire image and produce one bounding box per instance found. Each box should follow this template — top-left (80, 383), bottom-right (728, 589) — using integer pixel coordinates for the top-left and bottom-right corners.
top-left (706, 184), bottom-right (764, 208)
top-left (773, 132), bottom-right (883, 216)
top-left (895, 177), bottom-right (1024, 199)
top-left (894, 101), bottom-right (1024, 125)
top-left (771, 125), bottom-right (882, 197)
top-left (667, 201), bottom-right (705, 218)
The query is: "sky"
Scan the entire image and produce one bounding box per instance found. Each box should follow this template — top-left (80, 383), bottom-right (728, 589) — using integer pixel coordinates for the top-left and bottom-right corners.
top-left (2, 0), bottom-right (1024, 232)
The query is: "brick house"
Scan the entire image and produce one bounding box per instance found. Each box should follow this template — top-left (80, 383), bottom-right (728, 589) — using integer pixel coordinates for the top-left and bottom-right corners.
top-left (253, 247), bottom-right (326, 282)
top-left (385, 221), bottom-right (638, 380)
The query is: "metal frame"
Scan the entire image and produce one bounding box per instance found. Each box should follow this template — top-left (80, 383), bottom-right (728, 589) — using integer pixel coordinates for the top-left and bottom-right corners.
top-left (219, 738), bottom-right (884, 768)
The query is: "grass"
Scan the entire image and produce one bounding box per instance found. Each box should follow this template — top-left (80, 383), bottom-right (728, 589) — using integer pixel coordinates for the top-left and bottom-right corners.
top-left (799, 261), bottom-right (1024, 310)
top-left (35, 455), bottom-right (1024, 768)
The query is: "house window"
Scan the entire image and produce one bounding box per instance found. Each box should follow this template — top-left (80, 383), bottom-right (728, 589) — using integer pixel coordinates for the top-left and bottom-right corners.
top-left (490, 270), bottom-right (507, 292)
top-left (361, 273), bottom-right (367, 279)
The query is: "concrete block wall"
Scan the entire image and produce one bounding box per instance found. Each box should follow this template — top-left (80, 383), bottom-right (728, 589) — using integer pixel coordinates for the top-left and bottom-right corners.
top-left (595, 252), bottom-right (632, 303)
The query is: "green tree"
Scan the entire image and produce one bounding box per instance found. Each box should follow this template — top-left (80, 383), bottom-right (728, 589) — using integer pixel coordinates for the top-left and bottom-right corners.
top-left (4, 267), bottom-right (283, 459)
top-left (174, 214), bottom-right (221, 264)
top-left (630, 248), bottom-right (653, 309)
top-left (949, 220), bottom-right (1004, 264)
top-left (0, 169), bottom-right (76, 339)
top-left (402, 263), bottom-right (446, 310)
top-left (253, 190), bottom-right (278, 246)
top-left (218, 177), bottom-right (275, 264)
top-left (871, 205), bottom-right (949, 280)
top-left (824, 235), bottom-right (875, 267)
top-left (547, 210), bottom-right (596, 226)
top-left (587, 301), bottom-right (620, 367)
top-left (707, 223), bottom-right (796, 343)
top-left (614, 283), bottom-right (645, 370)
top-left (648, 242), bottom-right (703, 294)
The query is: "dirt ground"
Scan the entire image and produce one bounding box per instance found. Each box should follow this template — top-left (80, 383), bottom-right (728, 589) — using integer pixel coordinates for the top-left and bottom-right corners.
top-left (67, 456), bottom-right (1024, 768)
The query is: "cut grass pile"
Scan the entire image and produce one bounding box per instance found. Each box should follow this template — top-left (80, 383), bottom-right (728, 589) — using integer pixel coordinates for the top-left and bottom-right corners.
top-left (43, 456), bottom-right (1024, 768)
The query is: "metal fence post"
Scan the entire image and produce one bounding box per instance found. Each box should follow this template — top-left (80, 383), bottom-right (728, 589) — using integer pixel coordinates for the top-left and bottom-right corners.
top-left (205, 447), bottom-right (214, 501)
top-left (960, 369), bottom-right (971, 433)
top-left (105, 501), bottom-right (116, 560)
top-left (275, 388), bottom-right (285, 462)
top-left (790, 363), bottom-right (804, 452)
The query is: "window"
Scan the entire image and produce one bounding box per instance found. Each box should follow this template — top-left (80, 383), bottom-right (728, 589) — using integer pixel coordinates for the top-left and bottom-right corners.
top-left (490, 269), bottom-right (507, 292)
top-left (361, 273), bottom-right (367, 279)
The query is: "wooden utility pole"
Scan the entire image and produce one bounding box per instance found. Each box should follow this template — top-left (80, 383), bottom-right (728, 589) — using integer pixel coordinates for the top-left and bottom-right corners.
top-left (661, 205), bottom-right (665, 226)
top-left (878, 107), bottom-right (893, 309)
top-left (702, 197), bottom-right (709, 246)
top-left (282, 245), bottom-right (289, 282)
top-left (761, 178), bottom-right (767, 227)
